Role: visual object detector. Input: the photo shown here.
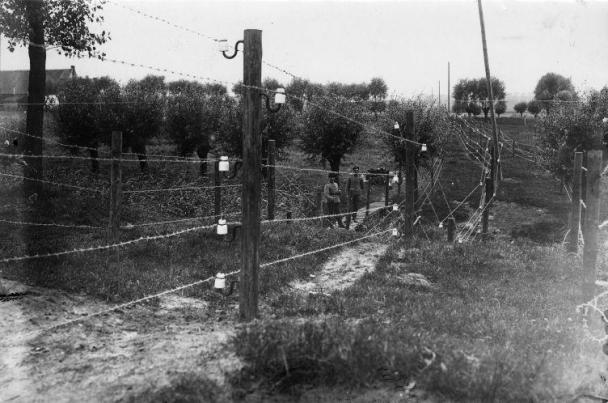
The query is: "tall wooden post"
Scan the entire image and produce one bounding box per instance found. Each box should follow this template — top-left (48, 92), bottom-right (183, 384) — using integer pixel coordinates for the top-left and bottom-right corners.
top-left (240, 29), bottom-right (262, 321)
top-left (512, 139), bottom-right (515, 158)
top-left (384, 173), bottom-right (390, 207)
top-left (567, 152), bottom-right (583, 253)
top-left (477, 0), bottom-right (500, 228)
top-left (582, 150), bottom-right (602, 298)
top-left (109, 131), bottom-right (122, 260)
top-left (404, 111), bottom-right (416, 236)
top-left (365, 179), bottom-right (371, 217)
top-left (447, 217), bottom-right (456, 242)
top-left (397, 163), bottom-right (402, 196)
top-left (447, 62), bottom-right (451, 113)
top-left (482, 176), bottom-right (493, 235)
top-left (267, 139), bottom-right (276, 220)
top-left (214, 160), bottom-right (221, 218)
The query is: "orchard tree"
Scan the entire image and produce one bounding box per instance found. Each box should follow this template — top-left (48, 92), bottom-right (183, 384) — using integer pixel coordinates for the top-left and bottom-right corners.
top-left (166, 81), bottom-right (228, 175)
top-left (285, 78), bottom-right (325, 112)
top-left (495, 100), bottom-right (507, 117)
top-left (215, 97), bottom-right (297, 165)
top-left (121, 75), bottom-right (166, 171)
top-left (534, 72), bottom-right (576, 111)
top-left (514, 102), bottom-right (528, 117)
top-left (527, 100), bottom-right (542, 117)
top-left (54, 76), bottom-right (121, 172)
top-left (383, 97), bottom-right (450, 191)
top-left (477, 77), bottom-right (506, 119)
top-left (298, 95), bottom-right (366, 172)
top-left (368, 77), bottom-right (388, 119)
top-left (537, 93), bottom-right (602, 179)
top-left (0, 0), bottom-right (109, 196)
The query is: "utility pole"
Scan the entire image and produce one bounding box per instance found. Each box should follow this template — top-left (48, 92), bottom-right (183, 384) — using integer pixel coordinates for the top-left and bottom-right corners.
top-left (404, 111), bottom-right (416, 236)
top-left (567, 152), bottom-right (583, 253)
top-left (583, 149), bottom-right (602, 299)
top-left (240, 29), bottom-right (262, 322)
top-left (447, 62), bottom-right (451, 113)
top-left (438, 80), bottom-right (441, 107)
top-left (477, 0), bottom-right (500, 235)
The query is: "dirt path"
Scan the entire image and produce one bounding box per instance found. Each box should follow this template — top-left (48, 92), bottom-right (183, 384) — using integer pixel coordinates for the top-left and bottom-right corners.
top-left (1, 240), bottom-right (390, 402)
top-left (290, 241), bottom-right (389, 294)
top-left (0, 281), bottom-right (241, 402)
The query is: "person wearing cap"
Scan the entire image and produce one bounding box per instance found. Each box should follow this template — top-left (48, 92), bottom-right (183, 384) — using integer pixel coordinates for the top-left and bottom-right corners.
top-left (346, 166), bottom-right (364, 223)
top-left (323, 173), bottom-right (345, 228)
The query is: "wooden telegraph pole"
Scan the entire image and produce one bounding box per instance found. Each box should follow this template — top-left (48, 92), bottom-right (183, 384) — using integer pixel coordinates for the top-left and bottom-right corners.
top-left (582, 149), bottom-right (602, 298)
top-left (214, 160), bottom-right (222, 218)
top-left (240, 29), bottom-right (262, 321)
top-left (477, 0), bottom-right (500, 236)
top-left (567, 152), bottom-right (583, 253)
top-left (109, 131), bottom-right (122, 262)
top-left (404, 111), bottom-right (416, 236)
top-left (447, 62), bottom-right (451, 113)
top-left (267, 139), bottom-right (276, 220)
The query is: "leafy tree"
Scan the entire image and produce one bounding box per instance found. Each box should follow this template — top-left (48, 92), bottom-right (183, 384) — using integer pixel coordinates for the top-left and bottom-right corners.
top-left (383, 97), bottom-right (450, 179)
top-left (166, 81), bottom-right (227, 175)
top-left (285, 78), bottom-right (326, 112)
top-left (215, 97), bottom-right (297, 165)
top-left (54, 76), bottom-right (121, 172)
top-left (477, 77), bottom-right (506, 118)
top-left (0, 0), bottom-right (109, 196)
top-left (452, 77), bottom-right (506, 119)
top-left (527, 100), bottom-right (542, 117)
top-left (467, 102), bottom-right (482, 117)
top-left (534, 73), bottom-right (576, 111)
top-left (495, 100), bottom-right (507, 117)
top-left (514, 102), bottom-right (528, 117)
top-left (368, 77), bottom-right (388, 120)
top-left (121, 75), bottom-right (166, 171)
top-left (537, 90), bottom-right (605, 179)
top-left (298, 96), bottom-right (366, 172)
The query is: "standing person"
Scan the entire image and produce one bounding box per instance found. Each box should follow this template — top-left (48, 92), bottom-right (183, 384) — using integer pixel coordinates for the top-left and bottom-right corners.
top-left (323, 173), bottom-right (345, 228)
top-left (347, 166), bottom-right (364, 222)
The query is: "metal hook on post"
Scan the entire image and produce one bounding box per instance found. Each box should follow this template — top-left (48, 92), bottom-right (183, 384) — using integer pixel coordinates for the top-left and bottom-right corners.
top-left (218, 156), bottom-right (243, 179)
top-left (225, 224), bottom-right (241, 243)
top-left (220, 39), bottom-right (244, 59)
top-left (213, 272), bottom-right (239, 297)
top-left (261, 88), bottom-right (286, 113)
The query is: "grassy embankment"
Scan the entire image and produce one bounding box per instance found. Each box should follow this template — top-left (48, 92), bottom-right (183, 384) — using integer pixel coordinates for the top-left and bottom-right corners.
top-left (228, 117), bottom-right (608, 401)
top-left (0, 112), bottom-right (394, 302)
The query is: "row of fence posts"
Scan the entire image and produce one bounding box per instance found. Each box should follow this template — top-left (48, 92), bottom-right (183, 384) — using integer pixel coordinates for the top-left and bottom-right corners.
top-left (106, 132), bottom-right (280, 248)
top-left (565, 149), bottom-right (603, 299)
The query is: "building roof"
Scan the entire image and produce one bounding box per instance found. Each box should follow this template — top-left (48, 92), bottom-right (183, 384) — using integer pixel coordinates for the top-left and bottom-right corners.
top-left (0, 67), bottom-right (76, 96)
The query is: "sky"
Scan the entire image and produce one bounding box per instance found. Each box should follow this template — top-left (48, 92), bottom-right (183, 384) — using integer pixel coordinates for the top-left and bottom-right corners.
top-left (1, 0), bottom-right (608, 104)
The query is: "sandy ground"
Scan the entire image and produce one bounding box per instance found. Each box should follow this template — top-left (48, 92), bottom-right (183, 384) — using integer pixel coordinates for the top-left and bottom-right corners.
top-left (0, 279), bottom-right (241, 402)
top-left (0, 237), bottom-right (392, 403)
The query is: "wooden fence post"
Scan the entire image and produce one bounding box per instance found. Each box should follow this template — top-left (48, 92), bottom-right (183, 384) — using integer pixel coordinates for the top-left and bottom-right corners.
top-left (214, 160), bottom-right (222, 218)
top-left (365, 178), bottom-right (371, 217)
top-left (512, 138), bottom-right (515, 158)
top-left (447, 217), bottom-right (456, 242)
top-left (404, 110), bottom-right (416, 236)
top-left (109, 131), bottom-right (122, 262)
top-left (240, 29), bottom-right (262, 322)
top-left (267, 139), bottom-right (276, 220)
top-left (567, 152), bottom-right (583, 253)
top-left (482, 176), bottom-right (493, 235)
top-left (582, 149), bottom-right (602, 299)
top-left (384, 173), bottom-right (390, 207)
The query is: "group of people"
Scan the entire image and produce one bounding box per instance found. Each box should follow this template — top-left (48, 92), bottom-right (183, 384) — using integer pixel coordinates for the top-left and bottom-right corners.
top-left (322, 165), bottom-right (364, 229)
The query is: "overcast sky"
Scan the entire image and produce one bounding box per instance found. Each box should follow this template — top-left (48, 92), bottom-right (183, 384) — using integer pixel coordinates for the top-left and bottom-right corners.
top-left (2, 0), bottom-right (607, 102)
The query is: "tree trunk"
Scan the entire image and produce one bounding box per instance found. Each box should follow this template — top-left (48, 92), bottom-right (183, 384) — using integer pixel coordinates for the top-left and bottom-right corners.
top-left (327, 155), bottom-right (341, 172)
top-left (196, 144), bottom-right (210, 176)
top-left (24, 0), bottom-right (46, 198)
top-left (89, 148), bottom-right (99, 173)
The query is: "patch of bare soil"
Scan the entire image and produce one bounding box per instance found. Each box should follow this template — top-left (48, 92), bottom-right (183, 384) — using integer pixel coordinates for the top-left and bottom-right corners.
top-left (289, 242), bottom-right (389, 294)
top-left (0, 278), bottom-right (241, 402)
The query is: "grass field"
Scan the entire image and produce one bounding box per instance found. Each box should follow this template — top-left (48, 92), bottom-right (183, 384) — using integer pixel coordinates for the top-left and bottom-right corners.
top-left (2, 114), bottom-right (608, 401)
